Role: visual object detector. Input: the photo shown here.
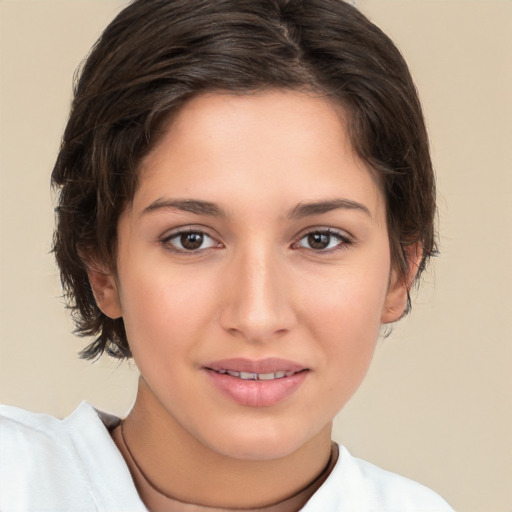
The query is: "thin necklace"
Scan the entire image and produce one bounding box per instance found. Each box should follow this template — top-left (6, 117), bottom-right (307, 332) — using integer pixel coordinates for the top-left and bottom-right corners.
top-left (119, 421), bottom-right (338, 509)
top-left (120, 421), bottom-right (176, 500)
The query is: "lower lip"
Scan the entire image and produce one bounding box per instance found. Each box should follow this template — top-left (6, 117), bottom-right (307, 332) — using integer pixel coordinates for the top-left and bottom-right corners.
top-left (204, 370), bottom-right (308, 407)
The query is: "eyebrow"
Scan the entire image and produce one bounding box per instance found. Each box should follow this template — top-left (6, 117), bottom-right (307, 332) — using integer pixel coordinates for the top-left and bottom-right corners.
top-left (288, 199), bottom-right (371, 219)
top-left (140, 197), bottom-right (371, 220)
top-left (140, 199), bottom-right (227, 218)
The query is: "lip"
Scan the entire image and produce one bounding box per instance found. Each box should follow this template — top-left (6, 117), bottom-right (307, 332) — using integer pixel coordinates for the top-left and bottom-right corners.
top-left (203, 358), bottom-right (309, 407)
top-left (204, 357), bottom-right (306, 374)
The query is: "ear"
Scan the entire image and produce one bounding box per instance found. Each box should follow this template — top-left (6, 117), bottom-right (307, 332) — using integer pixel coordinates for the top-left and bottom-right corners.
top-left (86, 263), bottom-right (122, 319)
top-left (381, 243), bottom-right (422, 324)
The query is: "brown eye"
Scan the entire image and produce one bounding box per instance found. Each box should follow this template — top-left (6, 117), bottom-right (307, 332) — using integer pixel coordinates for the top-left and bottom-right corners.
top-left (164, 230), bottom-right (219, 252)
top-left (295, 230), bottom-right (349, 252)
top-left (180, 232), bottom-right (204, 250)
top-left (307, 233), bottom-right (330, 250)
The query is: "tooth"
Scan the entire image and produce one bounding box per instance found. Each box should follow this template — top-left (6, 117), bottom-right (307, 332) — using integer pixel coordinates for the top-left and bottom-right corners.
top-left (240, 372), bottom-right (258, 380)
top-left (258, 372), bottom-right (276, 380)
top-left (220, 369), bottom-right (296, 380)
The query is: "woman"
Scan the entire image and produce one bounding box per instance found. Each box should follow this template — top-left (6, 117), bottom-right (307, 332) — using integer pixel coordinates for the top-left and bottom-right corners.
top-left (0, 1), bottom-right (453, 510)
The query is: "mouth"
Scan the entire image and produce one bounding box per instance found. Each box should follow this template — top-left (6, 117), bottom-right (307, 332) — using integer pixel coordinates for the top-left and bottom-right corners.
top-left (204, 357), bottom-right (308, 379)
top-left (203, 358), bottom-right (309, 407)
top-left (208, 369), bottom-right (302, 381)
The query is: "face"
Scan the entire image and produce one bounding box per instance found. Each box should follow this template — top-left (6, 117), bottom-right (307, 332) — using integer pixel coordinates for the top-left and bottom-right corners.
top-left (94, 90), bottom-right (409, 460)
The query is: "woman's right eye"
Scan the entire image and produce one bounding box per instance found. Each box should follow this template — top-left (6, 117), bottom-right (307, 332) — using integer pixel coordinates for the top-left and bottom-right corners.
top-left (162, 231), bottom-right (220, 252)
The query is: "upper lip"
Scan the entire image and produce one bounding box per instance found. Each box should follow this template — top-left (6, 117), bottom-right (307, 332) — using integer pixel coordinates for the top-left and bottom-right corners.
top-left (203, 357), bottom-right (308, 374)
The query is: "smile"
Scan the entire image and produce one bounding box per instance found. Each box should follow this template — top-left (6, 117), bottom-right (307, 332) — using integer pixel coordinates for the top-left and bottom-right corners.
top-left (212, 369), bottom-right (297, 381)
top-left (203, 358), bottom-right (309, 407)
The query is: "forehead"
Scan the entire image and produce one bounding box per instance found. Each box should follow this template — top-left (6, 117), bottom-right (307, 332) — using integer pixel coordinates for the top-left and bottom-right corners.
top-left (133, 90), bottom-right (385, 222)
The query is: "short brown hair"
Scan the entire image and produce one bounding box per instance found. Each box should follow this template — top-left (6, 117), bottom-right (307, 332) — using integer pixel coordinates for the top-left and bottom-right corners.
top-left (52, 0), bottom-right (436, 360)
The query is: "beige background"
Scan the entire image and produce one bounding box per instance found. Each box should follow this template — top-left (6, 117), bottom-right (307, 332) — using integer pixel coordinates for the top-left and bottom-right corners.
top-left (1, 1), bottom-right (511, 511)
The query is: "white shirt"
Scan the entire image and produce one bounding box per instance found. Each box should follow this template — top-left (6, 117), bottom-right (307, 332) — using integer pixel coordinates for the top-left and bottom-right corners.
top-left (0, 402), bottom-right (454, 511)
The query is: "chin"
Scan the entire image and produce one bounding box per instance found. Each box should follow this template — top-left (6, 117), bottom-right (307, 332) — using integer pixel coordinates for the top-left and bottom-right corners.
top-left (214, 438), bottom-right (300, 461)
top-left (199, 419), bottom-right (321, 461)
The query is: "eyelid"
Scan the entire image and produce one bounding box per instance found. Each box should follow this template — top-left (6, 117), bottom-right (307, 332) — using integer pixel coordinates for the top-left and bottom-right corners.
top-left (292, 227), bottom-right (353, 252)
top-left (160, 225), bottom-right (223, 253)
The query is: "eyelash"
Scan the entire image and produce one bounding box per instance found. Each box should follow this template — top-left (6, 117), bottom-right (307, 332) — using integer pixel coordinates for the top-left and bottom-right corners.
top-left (292, 228), bottom-right (352, 253)
top-left (161, 228), bottom-right (222, 253)
top-left (161, 228), bottom-right (352, 254)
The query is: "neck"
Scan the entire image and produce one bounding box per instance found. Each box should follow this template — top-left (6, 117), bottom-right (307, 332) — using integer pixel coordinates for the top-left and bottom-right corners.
top-left (115, 377), bottom-right (333, 509)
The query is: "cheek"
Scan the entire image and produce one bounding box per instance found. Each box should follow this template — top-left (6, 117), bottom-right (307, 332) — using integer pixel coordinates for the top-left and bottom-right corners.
top-left (312, 292), bottom-right (381, 372)
top-left (117, 259), bottom-right (219, 364)
top-left (297, 263), bottom-right (390, 382)
top-left (300, 261), bottom-right (389, 333)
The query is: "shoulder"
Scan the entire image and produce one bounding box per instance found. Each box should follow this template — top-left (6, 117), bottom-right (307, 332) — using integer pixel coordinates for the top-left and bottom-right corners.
top-left (304, 445), bottom-right (454, 512)
top-left (0, 402), bottom-right (144, 512)
top-left (0, 402), bottom-right (79, 464)
top-left (0, 403), bottom-right (96, 510)
top-left (0, 401), bottom-right (113, 455)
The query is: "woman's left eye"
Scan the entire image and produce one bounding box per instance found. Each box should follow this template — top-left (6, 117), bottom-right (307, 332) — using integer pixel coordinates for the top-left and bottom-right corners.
top-left (163, 231), bottom-right (220, 252)
top-left (294, 230), bottom-right (349, 252)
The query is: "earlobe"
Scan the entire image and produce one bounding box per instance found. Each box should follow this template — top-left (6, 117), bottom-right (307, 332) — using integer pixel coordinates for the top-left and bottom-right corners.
top-left (381, 276), bottom-right (409, 324)
top-left (87, 265), bottom-right (122, 319)
top-left (381, 243), bottom-right (422, 324)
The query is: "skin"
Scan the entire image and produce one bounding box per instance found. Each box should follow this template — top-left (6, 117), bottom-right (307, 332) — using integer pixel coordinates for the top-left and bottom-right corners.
top-left (89, 90), bottom-right (415, 508)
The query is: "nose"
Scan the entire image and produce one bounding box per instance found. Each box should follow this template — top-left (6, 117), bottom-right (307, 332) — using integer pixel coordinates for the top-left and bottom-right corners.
top-left (218, 246), bottom-right (297, 343)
